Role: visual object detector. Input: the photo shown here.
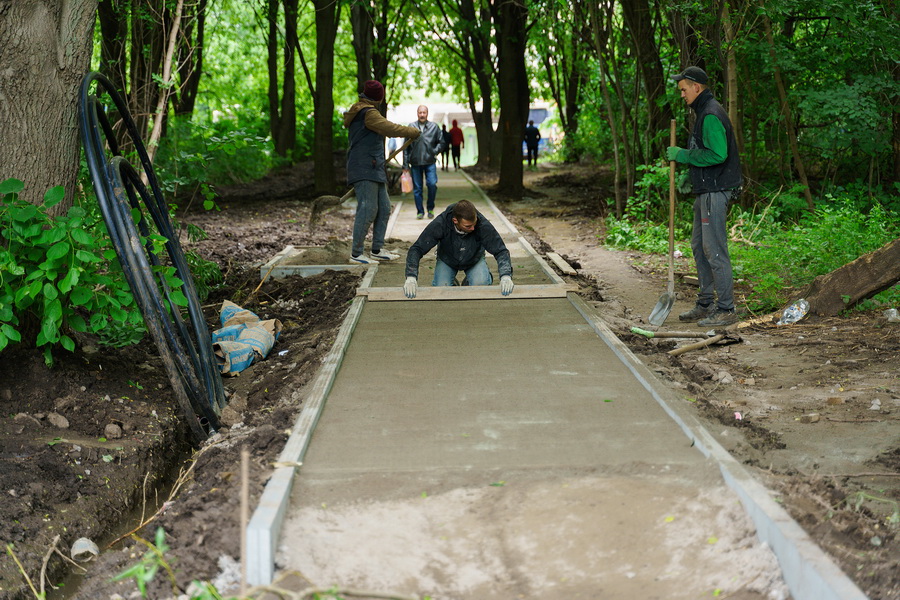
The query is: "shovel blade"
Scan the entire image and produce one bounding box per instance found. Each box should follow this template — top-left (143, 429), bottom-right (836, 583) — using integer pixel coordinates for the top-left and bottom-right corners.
top-left (648, 292), bottom-right (675, 326)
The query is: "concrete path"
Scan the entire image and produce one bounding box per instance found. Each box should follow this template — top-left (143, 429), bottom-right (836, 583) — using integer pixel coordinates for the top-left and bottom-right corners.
top-left (247, 171), bottom-right (865, 600)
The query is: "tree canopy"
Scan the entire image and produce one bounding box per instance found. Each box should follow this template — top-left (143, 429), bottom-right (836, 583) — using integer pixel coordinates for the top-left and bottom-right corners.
top-left (1, 0), bottom-right (898, 205)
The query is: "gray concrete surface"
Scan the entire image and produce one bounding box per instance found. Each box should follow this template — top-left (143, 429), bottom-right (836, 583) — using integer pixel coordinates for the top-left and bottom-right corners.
top-left (245, 171), bottom-right (866, 600)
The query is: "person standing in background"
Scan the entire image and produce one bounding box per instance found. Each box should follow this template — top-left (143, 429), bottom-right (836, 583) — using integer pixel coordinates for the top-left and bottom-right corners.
top-left (524, 120), bottom-right (541, 169)
top-left (403, 105), bottom-right (446, 220)
top-left (449, 119), bottom-right (464, 170)
top-left (440, 124), bottom-right (452, 171)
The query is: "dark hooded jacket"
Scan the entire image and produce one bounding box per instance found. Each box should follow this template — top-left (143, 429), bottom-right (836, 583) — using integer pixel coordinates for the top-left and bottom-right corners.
top-left (343, 98), bottom-right (419, 185)
top-left (406, 203), bottom-right (512, 279)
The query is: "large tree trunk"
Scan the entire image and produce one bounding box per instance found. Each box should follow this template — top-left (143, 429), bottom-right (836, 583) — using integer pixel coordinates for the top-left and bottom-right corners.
top-left (98, 0), bottom-right (128, 97)
top-left (762, 7), bottom-right (814, 211)
top-left (620, 0), bottom-right (672, 158)
top-left (492, 0), bottom-right (528, 196)
top-left (312, 0), bottom-right (338, 194)
top-left (456, 0), bottom-right (496, 168)
top-left (267, 0), bottom-right (297, 158)
top-left (129, 0), bottom-right (168, 140)
top-left (588, 0), bottom-right (622, 217)
top-left (350, 2), bottom-right (373, 88)
top-left (802, 238), bottom-right (900, 317)
top-left (174, 0), bottom-right (207, 117)
top-left (0, 0), bottom-right (96, 212)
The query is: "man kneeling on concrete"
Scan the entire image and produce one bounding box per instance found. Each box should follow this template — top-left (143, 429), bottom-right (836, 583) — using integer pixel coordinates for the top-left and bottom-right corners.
top-left (403, 200), bottom-right (514, 298)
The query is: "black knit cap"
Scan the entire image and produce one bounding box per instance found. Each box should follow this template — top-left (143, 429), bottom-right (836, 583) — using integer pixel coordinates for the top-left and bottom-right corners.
top-left (362, 80), bottom-right (384, 102)
top-left (671, 66), bottom-right (708, 85)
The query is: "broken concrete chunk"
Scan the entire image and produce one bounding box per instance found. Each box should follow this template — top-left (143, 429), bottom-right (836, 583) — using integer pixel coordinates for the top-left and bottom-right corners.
top-left (798, 413), bottom-right (820, 423)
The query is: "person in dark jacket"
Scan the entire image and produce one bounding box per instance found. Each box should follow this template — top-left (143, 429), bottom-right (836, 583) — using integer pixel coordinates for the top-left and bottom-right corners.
top-left (524, 120), bottom-right (541, 168)
top-left (403, 200), bottom-right (514, 298)
top-left (343, 80), bottom-right (420, 264)
top-left (667, 66), bottom-right (742, 327)
top-left (403, 105), bottom-right (447, 219)
top-left (440, 124), bottom-right (452, 171)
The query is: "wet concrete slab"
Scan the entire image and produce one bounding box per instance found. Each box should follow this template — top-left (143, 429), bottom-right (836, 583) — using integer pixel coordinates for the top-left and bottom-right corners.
top-left (254, 171), bottom-right (861, 600)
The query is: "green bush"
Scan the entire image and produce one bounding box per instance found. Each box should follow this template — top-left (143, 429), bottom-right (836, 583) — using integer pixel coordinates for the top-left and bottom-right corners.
top-left (153, 116), bottom-right (275, 205)
top-left (733, 200), bottom-right (899, 311)
top-left (0, 179), bottom-right (146, 363)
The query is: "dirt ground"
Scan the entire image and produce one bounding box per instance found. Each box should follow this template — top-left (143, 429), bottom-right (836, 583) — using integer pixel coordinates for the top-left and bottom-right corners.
top-left (0, 161), bottom-right (897, 600)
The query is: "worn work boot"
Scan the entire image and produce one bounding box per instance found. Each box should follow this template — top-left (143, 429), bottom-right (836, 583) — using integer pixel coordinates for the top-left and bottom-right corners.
top-left (678, 303), bottom-right (712, 322)
top-left (697, 308), bottom-right (738, 327)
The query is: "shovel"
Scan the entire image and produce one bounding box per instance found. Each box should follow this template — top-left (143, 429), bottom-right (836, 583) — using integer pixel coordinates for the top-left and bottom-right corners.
top-left (310, 137), bottom-right (413, 224)
top-left (648, 119), bottom-right (677, 326)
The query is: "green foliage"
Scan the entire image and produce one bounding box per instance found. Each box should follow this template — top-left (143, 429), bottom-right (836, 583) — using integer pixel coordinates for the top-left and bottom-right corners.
top-left (0, 179), bottom-right (146, 363)
top-left (113, 528), bottom-right (174, 597)
top-left (602, 162), bottom-right (693, 254)
top-left (733, 200), bottom-right (899, 311)
top-left (153, 116), bottom-right (275, 203)
top-left (185, 250), bottom-right (224, 301)
top-left (561, 65), bottom-right (616, 163)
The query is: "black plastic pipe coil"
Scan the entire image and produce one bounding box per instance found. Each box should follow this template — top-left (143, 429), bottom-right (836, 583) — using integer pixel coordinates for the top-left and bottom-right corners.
top-left (77, 72), bottom-right (224, 441)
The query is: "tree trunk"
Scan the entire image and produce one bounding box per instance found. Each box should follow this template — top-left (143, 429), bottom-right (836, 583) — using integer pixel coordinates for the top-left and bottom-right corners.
top-left (129, 0), bottom-right (168, 140)
top-left (893, 52), bottom-right (900, 182)
top-left (620, 0), bottom-right (672, 159)
top-left (267, 0), bottom-right (297, 158)
top-left (492, 0), bottom-right (528, 196)
top-left (0, 0), bottom-right (96, 212)
top-left (589, 0), bottom-right (622, 217)
top-left (350, 2), bottom-right (373, 88)
top-left (312, 0), bottom-right (338, 194)
top-left (802, 237), bottom-right (900, 317)
top-left (762, 8), bottom-right (814, 210)
top-left (722, 1), bottom-right (743, 153)
top-left (97, 0), bottom-right (128, 97)
top-left (146, 0), bottom-right (185, 165)
top-left (174, 0), bottom-right (207, 117)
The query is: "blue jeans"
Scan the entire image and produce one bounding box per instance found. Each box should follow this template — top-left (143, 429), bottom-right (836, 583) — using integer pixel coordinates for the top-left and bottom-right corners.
top-left (691, 191), bottom-right (734, 311)
top-left (351, 180), bottom-right (390, 257)
top-left (410, 163), bottom-right (438, 215)
top-left (433, 258), bottom-right (492, 286)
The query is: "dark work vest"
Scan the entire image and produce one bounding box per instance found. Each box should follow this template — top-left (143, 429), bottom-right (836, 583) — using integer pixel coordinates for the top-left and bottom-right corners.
top-left (347, 107), bottom-right (386, 185)
top-left (689, 89), bottom-right (742, 194)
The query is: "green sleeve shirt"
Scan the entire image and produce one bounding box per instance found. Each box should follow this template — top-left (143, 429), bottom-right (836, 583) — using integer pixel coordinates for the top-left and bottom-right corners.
top-left (676, 115), bottom-right (728, 167)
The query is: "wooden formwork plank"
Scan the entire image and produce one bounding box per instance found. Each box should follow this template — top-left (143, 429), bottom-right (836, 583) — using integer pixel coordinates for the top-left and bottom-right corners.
top-left (546, 251), bottom-right (577, 275)
top-left (358, 284), bottom-right (574, 301)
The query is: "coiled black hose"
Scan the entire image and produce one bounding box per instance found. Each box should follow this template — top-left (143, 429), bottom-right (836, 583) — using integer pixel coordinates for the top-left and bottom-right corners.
top-left (77, 72), bottom-right (224, 441)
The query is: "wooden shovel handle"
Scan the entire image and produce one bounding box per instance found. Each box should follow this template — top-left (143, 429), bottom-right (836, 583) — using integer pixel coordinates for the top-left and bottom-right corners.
top-left (387, 137), bottom-right (414, 165)
top-left (667, 119), bottom-right (676, 290)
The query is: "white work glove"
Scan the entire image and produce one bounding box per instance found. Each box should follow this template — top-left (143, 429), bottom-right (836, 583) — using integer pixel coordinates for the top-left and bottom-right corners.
top-left (500, 275), bottom-right (514, 296)
top-left (403, 276), bottom-right (418, 299)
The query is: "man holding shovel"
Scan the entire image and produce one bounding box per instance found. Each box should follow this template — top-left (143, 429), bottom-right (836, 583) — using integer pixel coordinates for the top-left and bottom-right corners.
top-left (667, 66), bottom-right (742, 327)
top-left (343, 80), bottom-right (420, 264)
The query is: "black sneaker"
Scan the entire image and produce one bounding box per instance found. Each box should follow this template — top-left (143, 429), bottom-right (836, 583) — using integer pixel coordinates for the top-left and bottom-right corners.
top-left (697, 308), bottom-right (738, 327)
top-left (678, 304), bottom-right (712, 322)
